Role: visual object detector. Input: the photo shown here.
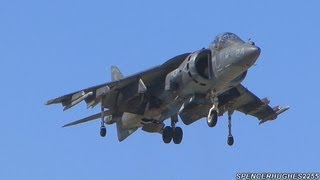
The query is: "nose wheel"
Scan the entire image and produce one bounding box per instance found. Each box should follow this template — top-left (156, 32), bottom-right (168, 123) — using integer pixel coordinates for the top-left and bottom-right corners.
top-left (162, 115), bottom-right (183, 144)
top-left (227, 110), bottom-right (234, 146)
top-left (207, 93), bottom-right (219, 127)
top-left (207, 109), bottom-right (218, 127)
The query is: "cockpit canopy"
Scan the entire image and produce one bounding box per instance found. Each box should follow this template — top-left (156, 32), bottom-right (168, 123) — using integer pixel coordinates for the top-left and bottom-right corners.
top-left (210, 32), bottom-right (244, 50)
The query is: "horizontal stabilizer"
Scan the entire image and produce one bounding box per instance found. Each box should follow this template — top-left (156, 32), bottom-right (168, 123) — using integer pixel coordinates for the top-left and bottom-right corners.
top-left (62, 110), bottom-right (112, 127)
top-left (63, 91), bottom-right (93, 111)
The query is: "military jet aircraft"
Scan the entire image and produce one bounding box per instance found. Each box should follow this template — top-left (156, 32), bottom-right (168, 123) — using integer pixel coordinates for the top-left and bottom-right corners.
top-left (46, 32), bottom-right (289, 146)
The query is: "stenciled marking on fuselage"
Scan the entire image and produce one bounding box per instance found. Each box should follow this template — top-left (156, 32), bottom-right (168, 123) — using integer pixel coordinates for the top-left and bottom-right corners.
top-left (235, 48), bottom-right (245, 58)
top-left (224, 51), bottom-right (230, 60)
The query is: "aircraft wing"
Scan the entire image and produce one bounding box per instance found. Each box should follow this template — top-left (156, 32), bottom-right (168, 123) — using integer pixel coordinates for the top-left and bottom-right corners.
top-left (45, 53), bottom-right (190, 110)
top-left (231, 84), bottom-right (289, 124)
top-left (179, 85), bottom-right (289, 125)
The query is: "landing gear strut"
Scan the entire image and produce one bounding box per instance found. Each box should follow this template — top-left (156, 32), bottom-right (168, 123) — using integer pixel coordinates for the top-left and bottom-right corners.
top-left (207, 92), bottom-right (219, 127)
top-left (227, 110), bottom-right (234, 146)
top-left (100, 105), bottom-right (107, 137)
top-left (162, 115), bottom-right (183, 144)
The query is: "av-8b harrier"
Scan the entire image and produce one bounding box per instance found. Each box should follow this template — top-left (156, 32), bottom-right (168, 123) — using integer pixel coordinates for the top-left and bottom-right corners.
top-left (46, 32), bottom-right (289, 146)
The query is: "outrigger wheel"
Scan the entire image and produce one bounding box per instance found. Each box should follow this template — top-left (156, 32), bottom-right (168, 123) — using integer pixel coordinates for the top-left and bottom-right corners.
top-left (100, 125), bottom-right (107, 137)
top-left (100, 105), bottom-right (107, 137)
top-left (227, 135), bottom-right (234, 146)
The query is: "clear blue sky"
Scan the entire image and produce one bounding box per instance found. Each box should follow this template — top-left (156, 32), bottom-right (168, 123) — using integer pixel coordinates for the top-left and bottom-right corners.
top-left (1, 0), bottom-right (319, 179)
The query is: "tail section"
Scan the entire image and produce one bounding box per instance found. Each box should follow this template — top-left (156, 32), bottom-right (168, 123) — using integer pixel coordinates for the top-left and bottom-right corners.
top-left (111, 66), bottom-right (123, 81)
top-left (111, 67), bottom-right (137, 141)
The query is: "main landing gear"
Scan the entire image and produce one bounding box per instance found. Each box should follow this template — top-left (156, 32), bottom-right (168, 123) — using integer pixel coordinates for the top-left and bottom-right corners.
top-left (162, 115), bottom-right (183, 144)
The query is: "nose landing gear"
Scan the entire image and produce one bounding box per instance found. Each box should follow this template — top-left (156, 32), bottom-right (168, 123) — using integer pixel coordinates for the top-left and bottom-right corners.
top-left (207, 92), bottom-right (219, 127)
top-left (207, 103), bottom-right (218, 127)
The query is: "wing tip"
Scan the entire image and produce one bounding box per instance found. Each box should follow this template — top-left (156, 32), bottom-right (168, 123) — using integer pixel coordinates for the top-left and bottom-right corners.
top-left (45, 100), bottom-right (54, 105)
top-left (259, 105), bottom-right (290, 125)
top-left (276, 106), bottom-right (290, 115)
top-left (62, 121), bottom-right (81, 128)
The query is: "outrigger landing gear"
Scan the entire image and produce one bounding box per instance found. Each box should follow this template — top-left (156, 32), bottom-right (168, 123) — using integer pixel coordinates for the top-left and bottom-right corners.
top-left (162, 115), bottom-right (183, 144)
top-left (100, 122), bottom-right (106, 137)
top-left (227, 110), bottom-right (234, 146)
top-left (100, 105), bottom-right (107, 137)
top-left (207, 92), bottom-right (219, 127)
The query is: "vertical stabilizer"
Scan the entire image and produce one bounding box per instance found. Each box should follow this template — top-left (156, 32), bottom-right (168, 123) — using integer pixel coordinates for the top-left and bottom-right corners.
top-left (111, 66), bottom-right (124, 81)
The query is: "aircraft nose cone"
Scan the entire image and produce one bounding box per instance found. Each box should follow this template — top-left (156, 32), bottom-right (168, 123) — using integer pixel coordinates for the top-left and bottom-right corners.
top-left (240, 45), bottom-right (261, 67)
top-left (246, 45), bottom-right (261, 59)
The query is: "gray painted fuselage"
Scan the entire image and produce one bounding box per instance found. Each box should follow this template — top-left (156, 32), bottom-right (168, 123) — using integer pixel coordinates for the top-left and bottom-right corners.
top-left (121, 33), bottom-right (260, 130)
top-left (46, 32), bottom-right (289, 143)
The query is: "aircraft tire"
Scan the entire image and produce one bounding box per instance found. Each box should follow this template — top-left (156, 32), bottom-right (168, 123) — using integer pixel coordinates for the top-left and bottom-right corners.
top-left (100, 126), bottom-right (107, 137)
top-left (207, 110), bottom-right (218, 127)
top-left (162, 126), bottom-right (173, 144)
top-left (227, 135), bottom-right (234, 146)
top-left (173, 127), bottom-right (183, 144)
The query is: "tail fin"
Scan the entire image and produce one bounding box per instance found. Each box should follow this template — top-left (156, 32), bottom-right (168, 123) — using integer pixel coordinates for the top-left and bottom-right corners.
top-left (111, 66), bottom-right (123, 81)
top-left (116, 120), bottom-right (138, 142)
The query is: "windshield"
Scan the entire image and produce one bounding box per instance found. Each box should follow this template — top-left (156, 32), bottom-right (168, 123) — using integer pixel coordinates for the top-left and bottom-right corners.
top-left (210, 32), bottom-right (243, 50)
